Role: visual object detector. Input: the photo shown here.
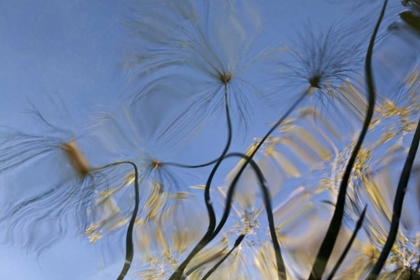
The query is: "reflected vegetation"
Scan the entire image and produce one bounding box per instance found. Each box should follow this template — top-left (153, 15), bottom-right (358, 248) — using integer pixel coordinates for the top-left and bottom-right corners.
top-left (1, 0), bottom-right (420, 279)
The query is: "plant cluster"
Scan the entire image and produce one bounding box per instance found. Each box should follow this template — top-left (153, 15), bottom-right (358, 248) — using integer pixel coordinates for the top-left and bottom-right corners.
top-left (1, 0), bottom-right (420, 279)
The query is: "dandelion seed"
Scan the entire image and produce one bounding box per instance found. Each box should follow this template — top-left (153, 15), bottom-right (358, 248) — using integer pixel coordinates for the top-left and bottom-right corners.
top-left (0, 101), bottom-right (143, 260)
top-left (125, 0), bottom-right (285, 140)
top-left (91, 105), bottom-right (199, 193)
top-left (0, 128), bottom-right (95, 252)
top-left (279, 23), bottom-right (364, 117)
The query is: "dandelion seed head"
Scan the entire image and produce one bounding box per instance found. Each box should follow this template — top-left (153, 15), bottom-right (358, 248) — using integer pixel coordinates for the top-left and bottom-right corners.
top-left (282, 23), bottom-right (364, 107)
top-left (91, 106), bottom-right (196, 193)
top-left (125, 0), bottom-right (285, 141)
top-left (0, 101), bottom-right (101, 254)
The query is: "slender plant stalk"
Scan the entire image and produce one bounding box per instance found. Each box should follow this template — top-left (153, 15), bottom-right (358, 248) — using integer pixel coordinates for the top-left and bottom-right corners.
top-left (202, 234), bottom-right (246, 280)
top-left (170, 89), bottom-right (308, 280)
top-left (219, 89), bottom-right (308, 240)
top-left (90, 161), bottom-right (139, 280)
top-left (309, 1), bottom-right (388, 278)
top-left (170, 151), bottom-right (285, 279)
top-left (367, 116), bottom-right (420, 279)
top-left (225, 152), bottom-right (285, 279)
top-left (182, 152), bottom-right (285, 278)
top-left (165, 157), bottom-right (219, 169)
top-left (169, 85), bottom-right (233, 280)
top-left (209, 88), bottom-right (306, 238)
top-left (326, 206), bottom-right (367, 280)
top-left (248, 153), bottom-right (286, 279)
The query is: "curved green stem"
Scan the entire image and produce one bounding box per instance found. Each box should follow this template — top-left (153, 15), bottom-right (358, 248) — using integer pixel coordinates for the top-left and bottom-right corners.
top-left (367, 116), bottom-right (420, 279)
top-left (309, 1), bottom-right (387, 278)
top-left (202, 234), bottom-right (245, 280)
top-left (171, 152), bottom-right (286, 279)
top-left (327, 205), bottom-right (367, 280)
top-left (93, 161), bottom-right (139, 280)
top-left (164, 157), bottom-right (219, 169)
top-left (169, 85), bottom-right (233, 280)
